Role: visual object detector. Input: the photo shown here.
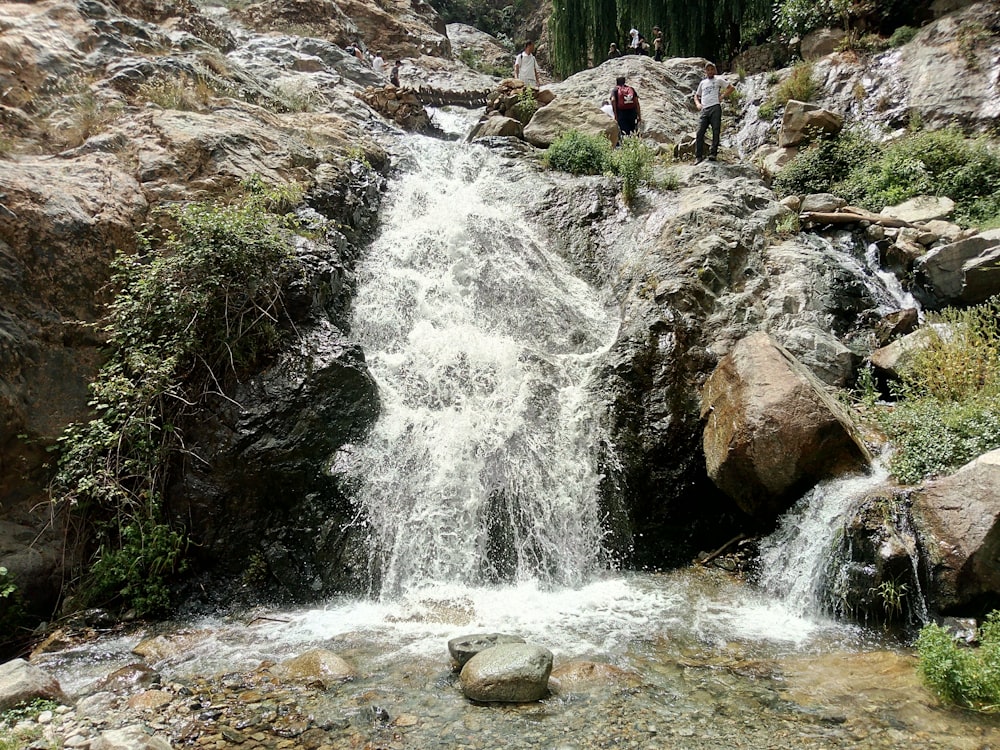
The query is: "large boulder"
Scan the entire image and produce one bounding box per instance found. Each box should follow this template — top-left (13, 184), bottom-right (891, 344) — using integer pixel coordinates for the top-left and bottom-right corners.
top-left (778, 100), bottom-right (843, 148)
top-left (912, 449), bottom-right (1000, 614)
top-left (459, 643), bottom-right (553, 703)
top-left (913, 229), bottom-right (1000, 307)
top-left (0, 659), bottom-right (68, 711)
top-left (544, 55), bottom-right (706, 149)
top-left (700, 332), bottom-right (872, 519)
top-left (522, 95), bottom-right (619, 148)
top-left (800, 28), bottom-right (847, 61)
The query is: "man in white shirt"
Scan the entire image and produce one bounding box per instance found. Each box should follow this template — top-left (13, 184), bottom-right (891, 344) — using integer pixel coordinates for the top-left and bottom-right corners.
top-left (693, 62), bottom-right (734, 164)
top-left (514, 41), bottom-right (540, 88)
top-left (372, 51), bottom-right (385, 75)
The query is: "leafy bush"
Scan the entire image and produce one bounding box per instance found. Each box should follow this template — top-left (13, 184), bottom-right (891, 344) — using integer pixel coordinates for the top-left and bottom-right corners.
top-left (874, 298), bottom-right (1000, 484)
top-left (917, 611), bottom-right (1000, 711)
top-left (772, 128), bottom-right (880, 197)
top-left (544, 130), bottom-right (612, 175)
top-left (774, 0), bottom-right (842, 37)
top-left (838, 129), bottom-right (1000, 225)
top-left (888, 25), bottom-right (918, 47)
top-left (56, 177), bottom-right (302, 616)
top-left (610, 135), bottom-right (654, 204)
top-left (775, 127), bottom-right (1000, 226)
top-left (514, 86), bottom-right (538, 124)
top-left (773, 62), bottom-right (818, 107)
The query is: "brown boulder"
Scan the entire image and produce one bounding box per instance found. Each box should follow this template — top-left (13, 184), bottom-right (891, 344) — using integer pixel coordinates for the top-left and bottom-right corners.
top-left (779, 101), bottom-right (843, 148)
top-left (912, 449), bottom-right (1000, 613)
top-left (700, 332), bottom-right (871, 519)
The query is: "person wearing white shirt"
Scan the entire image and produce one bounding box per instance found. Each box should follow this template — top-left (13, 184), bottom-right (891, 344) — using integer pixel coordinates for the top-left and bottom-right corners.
top-left (693, 62), bottom-right (734, 163)
top-left (514, 41), bottom-right (540, 88)
top-left (372, 51), bottom-right (385, 75)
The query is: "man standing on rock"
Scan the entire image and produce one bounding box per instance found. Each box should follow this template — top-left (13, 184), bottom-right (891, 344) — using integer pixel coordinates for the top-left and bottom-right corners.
top-left (514, 40), bottom-right (541, 88)
top-left (693, 62), bottom-right (734, 164)
top-left (610, 75), bottom-right (641, 139)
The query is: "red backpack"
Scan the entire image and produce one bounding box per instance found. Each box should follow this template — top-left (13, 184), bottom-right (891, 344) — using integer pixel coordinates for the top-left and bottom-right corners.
top-left (616, 85), bottom-right (637, 111)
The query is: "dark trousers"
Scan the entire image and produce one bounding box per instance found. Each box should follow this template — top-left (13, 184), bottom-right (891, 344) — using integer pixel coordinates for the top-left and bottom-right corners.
top-left (696, 104), bottom-right (722, 159)
top-left (616, 110), bottom-right (638, 138)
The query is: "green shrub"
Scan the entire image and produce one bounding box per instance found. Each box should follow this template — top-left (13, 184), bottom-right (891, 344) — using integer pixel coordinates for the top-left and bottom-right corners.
top-left (514, 86), bottom-right (538, 124)
top-left (56, 176), bottom-right (301, 616)
top-left (772, 62), bottom-right (817, 106)
top-left (544, 130), bottom-right (612, 175)
top-left (838, 129), bottom-right (1000, 225)
top-left (610, 135), bottom-right (654, 204)
top-left (874, 298), bottom-right (1000, 483)
top-left (917, 611), bottom-right (1000, 711)
top-left (888, 25), bottom-right (918, 47)
top-left (772, 127), bottom-right (880, 197)
top-left (757, 99), bottom-right (777, 121)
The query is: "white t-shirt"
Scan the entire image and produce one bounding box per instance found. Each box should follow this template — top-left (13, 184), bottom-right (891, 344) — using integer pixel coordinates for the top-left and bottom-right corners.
top-left (515, 51), bottom-right (539, 86)
top-left (697, 76), bottom-right (729, 108)
top-left (372, 55), bottom-right (385, 74)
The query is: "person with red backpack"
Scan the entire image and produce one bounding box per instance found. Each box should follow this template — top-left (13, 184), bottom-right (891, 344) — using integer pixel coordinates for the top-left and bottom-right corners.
top-left (610, 75), bottom-right (641, 139)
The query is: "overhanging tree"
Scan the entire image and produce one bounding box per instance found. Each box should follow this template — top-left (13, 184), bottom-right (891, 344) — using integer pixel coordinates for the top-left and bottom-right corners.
top-left (549, 0), bottom-right (771, 77)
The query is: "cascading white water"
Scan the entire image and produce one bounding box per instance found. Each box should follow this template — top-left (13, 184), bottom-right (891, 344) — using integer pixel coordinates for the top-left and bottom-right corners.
top-left (755, 467), bottom-right (889, 614)
top-left (338, 128), bottom-right (619, 598)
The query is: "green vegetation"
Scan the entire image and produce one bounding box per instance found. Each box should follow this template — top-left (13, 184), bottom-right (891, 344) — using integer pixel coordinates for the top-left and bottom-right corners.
top-left (544, 129), bottom-right (613, 174)
top-left (55, 176), bottom-right (302, 616)
top-left (514, 86), bottom-right (539, 124)
top-left (611, 135), bottom-right (655, 203)
top-left (872, 298), bottom-right (1000, 484)
top-left (774, 128), bottom-right (1000, 227)
top-left (458, 48), bottom-right (512, 78)
top-left (544, 131), bottom-right (656, 204)
top-left (888, 25), bottom-right (918, 47)
top-left (0, 567), bottom-right (13, 600)
top-left (0, 699), bottom-right (59, 749)
top-left (917, 611), bottom-right (1000, 711)
top-left (756, 62), bottom-right (816, 122)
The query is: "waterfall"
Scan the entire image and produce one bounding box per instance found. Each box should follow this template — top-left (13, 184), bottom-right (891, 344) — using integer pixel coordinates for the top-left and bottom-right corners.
top-left (755, 470), bottom-right (889, 614)
top-left (338, 130), bottom-right (619, 598)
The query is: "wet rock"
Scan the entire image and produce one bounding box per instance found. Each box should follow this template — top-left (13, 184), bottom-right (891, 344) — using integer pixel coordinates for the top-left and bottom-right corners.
top-left (701, 332), bottom-right (872, 520)
top-left (913, 449), bottom-right (1000, 613)
top-left (93, 663), bottom-right (160, 693)
top-left (133, 632), bottom-right (212, 664)
top-left (774, 325), bottom-right (857, 387)
top-left (874, 308), bottom-right (920, 346)
top-left (273, 649), bottom-right (356, 688)
top-left (459, 643), bottom-right (553, 703)
top-left (829, 491), bottom-right (924, 629)
top-left (468, 115), bottom-right (524, 139)
top-left (447, 633), bottom-right (526, 669)
top-left (0, 659), bottom-right (69, 712)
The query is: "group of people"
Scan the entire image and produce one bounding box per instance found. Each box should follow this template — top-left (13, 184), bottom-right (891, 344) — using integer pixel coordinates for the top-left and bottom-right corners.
top-left (607, 62), bottom-right (734, 163)
top-left (512, 37), bottom-right (733, 162)
top-left (609, 26), bottom-right (664, 61)
top-left (345, 41), bottom-right (403, 87)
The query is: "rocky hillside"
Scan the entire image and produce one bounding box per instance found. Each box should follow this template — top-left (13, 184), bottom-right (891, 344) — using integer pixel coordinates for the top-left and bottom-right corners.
top-left (2, 0), bottom-right (1000, 648)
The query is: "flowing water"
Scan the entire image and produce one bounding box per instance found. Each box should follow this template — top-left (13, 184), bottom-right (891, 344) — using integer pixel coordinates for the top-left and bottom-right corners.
top-left (28, 113), bottom-right (1000, 748)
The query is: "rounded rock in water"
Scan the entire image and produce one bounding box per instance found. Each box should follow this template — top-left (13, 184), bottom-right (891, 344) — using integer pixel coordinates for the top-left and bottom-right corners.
top-left (459, 643), bottom-right (553, 703)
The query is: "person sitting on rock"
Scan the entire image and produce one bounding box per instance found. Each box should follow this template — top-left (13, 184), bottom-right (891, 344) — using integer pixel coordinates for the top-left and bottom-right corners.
top-left (608, 42), bottom-right (621, 59)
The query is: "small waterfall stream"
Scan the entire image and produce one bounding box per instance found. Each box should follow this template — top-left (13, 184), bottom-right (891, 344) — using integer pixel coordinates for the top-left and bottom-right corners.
top-left (338, 123), bottom-right (618, 597)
